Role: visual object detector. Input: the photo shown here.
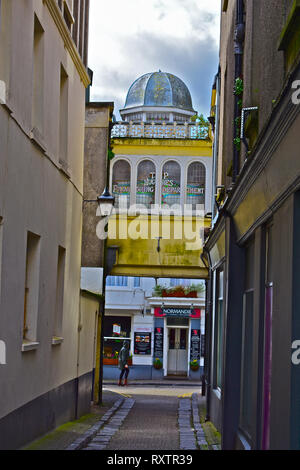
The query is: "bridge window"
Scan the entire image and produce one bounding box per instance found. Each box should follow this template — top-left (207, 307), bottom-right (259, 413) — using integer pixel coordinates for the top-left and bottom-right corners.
top-left (161, 161), bottom-right (181, 206)
top-left (112, 160), bottom-right (131, 209)
top-left (106, 276), bottom-right (128, 287)
top-left (136, 160), bottom-right (156, 208)
top-left (186, 162), bottom-right (205, 208)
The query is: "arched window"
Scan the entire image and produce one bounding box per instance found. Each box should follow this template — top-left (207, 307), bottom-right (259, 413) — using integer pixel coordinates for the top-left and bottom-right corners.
top-left (161, 161), bottom-right (181, 206)
top-left (112, 160), bottom-right (131, 208)
top-left (136, 160), bottom-right (156, 208)
top-left (186, 162), bottom-right (205, 208)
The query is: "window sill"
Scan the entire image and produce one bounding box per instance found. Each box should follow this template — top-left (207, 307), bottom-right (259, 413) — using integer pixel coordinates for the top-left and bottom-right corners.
top-left (52, 336), bottom-right (64, 346)
top-left (30, 127), bottom-right (46, 154)
top-left (22, 340), bottom-right (40, 352)
top-left (59, 160), bottom-right (71, 179)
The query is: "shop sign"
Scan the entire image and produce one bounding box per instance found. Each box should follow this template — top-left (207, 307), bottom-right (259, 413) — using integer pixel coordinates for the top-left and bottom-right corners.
top-left (134, 332), bottom-right (152, 355)
top-left (154, 327), bottom-right (164, 358)
top-left (190, 329), bottom-right (201, 361)
top-left (154, 307), bottom-right (201, 318)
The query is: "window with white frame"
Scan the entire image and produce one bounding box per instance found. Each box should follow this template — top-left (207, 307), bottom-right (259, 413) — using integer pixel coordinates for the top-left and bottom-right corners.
top-left (136, 160), bottom-right (156, 208)
top-left (133, 277), bottom-right (141, 288)
top-left (112, 160), bottom-right (131, 208)
top-left (106, 276), bottom-right (128, 287)
top-left (161, 161), bottom-right (181, 206)
top-left (186, 162), bottom-right (205, 208)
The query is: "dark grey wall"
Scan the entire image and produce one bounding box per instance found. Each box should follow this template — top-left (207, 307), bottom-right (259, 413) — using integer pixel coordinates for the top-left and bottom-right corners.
top-left (269, 197), bottom-right (293, 450)
top-left (0, 371), bottom-right (93, 450)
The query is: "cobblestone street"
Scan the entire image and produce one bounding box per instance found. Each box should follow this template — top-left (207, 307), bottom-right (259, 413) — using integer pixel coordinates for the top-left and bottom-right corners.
top-left (66, 385), bottom-right (221, 451)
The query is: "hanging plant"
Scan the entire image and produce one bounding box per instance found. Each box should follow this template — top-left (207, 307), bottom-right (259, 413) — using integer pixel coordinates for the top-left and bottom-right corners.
top-left (234, 77), bottom-right (244, 96)
top-left (234, 137), bottom-right (241, 152)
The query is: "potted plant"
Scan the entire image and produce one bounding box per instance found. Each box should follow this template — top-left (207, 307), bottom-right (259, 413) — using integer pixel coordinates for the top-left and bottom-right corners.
top-left (153, 358), bottom-right (163, 370)
top-left (153, 283), bottom-right (205, 298)
top-left (190, 359), bottom-right (200, 372)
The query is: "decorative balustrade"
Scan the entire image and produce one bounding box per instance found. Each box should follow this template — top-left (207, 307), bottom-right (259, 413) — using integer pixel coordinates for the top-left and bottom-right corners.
top-left (111, 121), bottom-right (209, 140)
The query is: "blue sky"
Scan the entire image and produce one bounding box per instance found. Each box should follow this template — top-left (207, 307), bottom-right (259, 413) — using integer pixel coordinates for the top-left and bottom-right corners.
top-left (88, 0), bottom-right (221, 120)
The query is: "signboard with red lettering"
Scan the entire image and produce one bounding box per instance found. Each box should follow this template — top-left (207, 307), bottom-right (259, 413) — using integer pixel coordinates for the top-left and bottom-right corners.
top-left (154, 307), bottom-right (201, 319)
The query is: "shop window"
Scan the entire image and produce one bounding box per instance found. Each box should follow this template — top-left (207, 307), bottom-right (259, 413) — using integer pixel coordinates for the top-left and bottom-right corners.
top-left (186, 162), bottom-right (205, 208)
top-left (112, 160), bottom-right (131, 208)
top-left (240, 240), bottom-right (255, 438)
top-left (214, 269), bottom-right (224, 390)
top-left (136, 160), bottom-right (156, 208)
top-left (106, 276), bottom-right (128, 287)
top-left (161, 161), bottom-right (181, 206)
top-left (103, 315), bottom-right (131, 360)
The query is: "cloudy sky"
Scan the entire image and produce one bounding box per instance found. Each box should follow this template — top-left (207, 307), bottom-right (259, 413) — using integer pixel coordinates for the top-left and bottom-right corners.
top-left (88, 0), bottom-right (221, 120)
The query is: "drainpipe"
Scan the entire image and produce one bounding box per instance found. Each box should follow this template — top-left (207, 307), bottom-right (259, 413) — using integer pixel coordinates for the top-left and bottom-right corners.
top-left (233, 0), bottom-right (245, 182)
top-left (212, 68), bottom-right (221, 221)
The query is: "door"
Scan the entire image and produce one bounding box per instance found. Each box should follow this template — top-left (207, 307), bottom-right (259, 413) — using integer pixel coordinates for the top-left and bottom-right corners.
top-left (167, 328), bottom-right (188, 376)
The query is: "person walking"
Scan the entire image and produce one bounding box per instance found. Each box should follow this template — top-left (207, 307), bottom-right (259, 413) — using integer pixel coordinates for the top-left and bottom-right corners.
top-left (118, 340), bottom-right (130, 386)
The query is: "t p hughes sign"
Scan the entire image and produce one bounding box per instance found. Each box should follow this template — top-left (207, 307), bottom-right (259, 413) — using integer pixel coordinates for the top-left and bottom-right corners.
top-left (154, 307), bottom-right (201, 318)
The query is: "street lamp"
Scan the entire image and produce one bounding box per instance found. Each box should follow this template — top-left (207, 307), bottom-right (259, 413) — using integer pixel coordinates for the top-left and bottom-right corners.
top-left (97, 187), bottom-right (115, 217)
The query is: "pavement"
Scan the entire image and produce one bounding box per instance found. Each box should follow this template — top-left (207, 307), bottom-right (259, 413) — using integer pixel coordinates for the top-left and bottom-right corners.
top-left (103, 379), bottom-right (202, 387)
top-left (22, 383), bottom-right (221, 451)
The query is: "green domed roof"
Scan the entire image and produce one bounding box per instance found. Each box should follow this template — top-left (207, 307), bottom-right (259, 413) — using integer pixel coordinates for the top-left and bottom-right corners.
top-left (124, 72), bottom-right (194, 112)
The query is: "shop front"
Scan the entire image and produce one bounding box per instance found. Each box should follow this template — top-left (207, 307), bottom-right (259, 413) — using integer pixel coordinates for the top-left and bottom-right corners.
top-left (151, 300), bottom-right (205, 380)
top-left (103, 315), bottom-right (132, 366)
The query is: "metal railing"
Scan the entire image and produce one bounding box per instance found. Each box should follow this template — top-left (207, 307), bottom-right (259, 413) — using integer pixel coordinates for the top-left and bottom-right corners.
top-left (111, 121), bottom-right (209, 140)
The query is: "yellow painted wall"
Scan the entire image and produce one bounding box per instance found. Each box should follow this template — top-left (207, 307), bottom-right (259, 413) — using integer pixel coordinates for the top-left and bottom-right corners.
top-left (112, 137), bottom-right (212, 158)
top-left (106, 214), bottom-right (211, 279)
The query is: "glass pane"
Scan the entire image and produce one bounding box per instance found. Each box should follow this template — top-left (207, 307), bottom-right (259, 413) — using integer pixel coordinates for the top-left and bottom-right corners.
top-left (106, 276), bottom-right (128, 287)
top-left (186, 162), bottom-right (205, 208)
top-left (169, 329), bottom-right (175, 349)
top-left (136, 160), bottom-right (156, 208)
top-left (180, 329), bottom-right (187, 350)
top-left (112, 160), bottom-right (131, 208)
top-left (167, 317), bottom-right (189, 327)
top-left (170, 278), bottom-right (191, 287)
top-left (162, 161), bottom-right (181, 206)
top-left (103, 315), bottom-right (131, 359)
top-left (133, 277), bottom-right (141, 287)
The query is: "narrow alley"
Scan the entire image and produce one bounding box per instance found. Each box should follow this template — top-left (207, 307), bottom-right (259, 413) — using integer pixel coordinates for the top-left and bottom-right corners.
top-left (65, 385), bottom-right (221, 451)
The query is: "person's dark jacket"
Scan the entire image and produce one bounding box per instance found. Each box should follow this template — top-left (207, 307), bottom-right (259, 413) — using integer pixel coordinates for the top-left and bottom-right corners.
top-left (118, 341), bottom-right (130, 370)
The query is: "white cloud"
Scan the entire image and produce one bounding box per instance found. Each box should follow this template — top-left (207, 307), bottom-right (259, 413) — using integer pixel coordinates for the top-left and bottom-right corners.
top-left (88, 0), bottom-right (221, 119)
